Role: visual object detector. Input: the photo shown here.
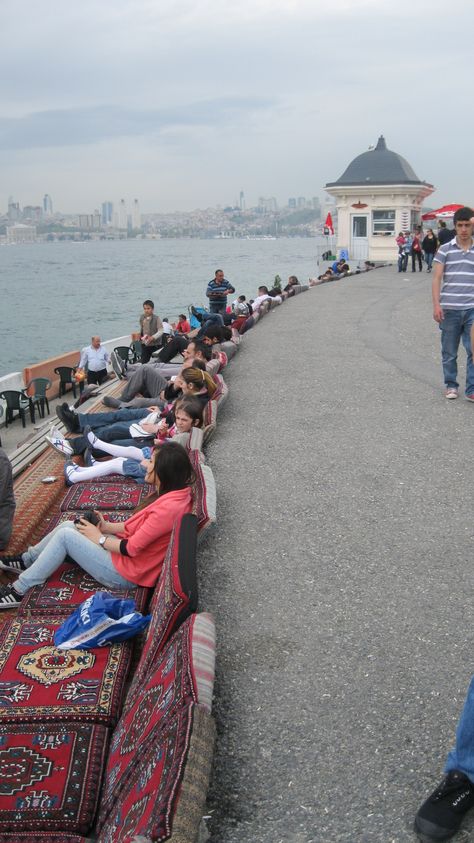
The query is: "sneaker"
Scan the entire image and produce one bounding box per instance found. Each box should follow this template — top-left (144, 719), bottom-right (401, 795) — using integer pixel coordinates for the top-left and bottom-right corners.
top-left (84, 425), bottom-right (99, 449)
top-left (103, 395), bottom-right (123, 409)
top-left (0, 584), bottom-right (23, 609)
top-left (445, 389), bottom-right (459, 400)
top-left (0, 554), bottom-right (27, 573)
top-left (56, 403), bottom-right (80, 433)
top-left (465, 394), bottom-right (474, 402)
top-left (190, 306), bottom-right (203, 323)
top-left (111, 351), bottom-right (125, 379)
top-left (414, 770), bottom-right (474, 840)
top-left (64, 460), bottom-right (80, 487)
top-left (45, 433), bottom-right (74, 458)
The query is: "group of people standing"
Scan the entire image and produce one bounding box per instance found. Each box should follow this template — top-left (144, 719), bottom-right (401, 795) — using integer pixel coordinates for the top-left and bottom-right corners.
top-left (396, 226), bottom-right (448, 273)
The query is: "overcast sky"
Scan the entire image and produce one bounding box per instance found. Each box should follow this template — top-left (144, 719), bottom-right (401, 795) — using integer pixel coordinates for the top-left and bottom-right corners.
top-left (1, 0), bottom-right (472, 214)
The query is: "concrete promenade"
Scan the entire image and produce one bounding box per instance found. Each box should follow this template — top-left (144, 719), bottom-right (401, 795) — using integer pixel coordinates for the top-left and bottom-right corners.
top-left (201, 267), bottom-right (474, 842)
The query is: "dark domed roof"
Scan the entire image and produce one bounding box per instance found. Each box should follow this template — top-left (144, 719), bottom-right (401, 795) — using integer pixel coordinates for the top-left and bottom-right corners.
top-left (325, 136), bottom-right (430, 187)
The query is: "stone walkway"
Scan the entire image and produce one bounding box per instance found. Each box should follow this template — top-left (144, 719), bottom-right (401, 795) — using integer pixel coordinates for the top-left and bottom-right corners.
top-left (200, 267), bottom-right (474, 842)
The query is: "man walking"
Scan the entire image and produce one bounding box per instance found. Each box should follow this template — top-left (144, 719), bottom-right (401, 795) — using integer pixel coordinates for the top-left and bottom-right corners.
top-left (205, 269), bottom-right (235, 314)
top-left (78, 336), bottom-right (110, 385)
top-left (432, 207), bottom-right (474, 400)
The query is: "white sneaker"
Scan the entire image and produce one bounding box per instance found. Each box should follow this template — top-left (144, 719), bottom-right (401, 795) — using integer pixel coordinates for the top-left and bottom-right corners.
top-left (45, 434), bottom-right (74, 457)
top-left (445, 388), bottom-right (459, 400)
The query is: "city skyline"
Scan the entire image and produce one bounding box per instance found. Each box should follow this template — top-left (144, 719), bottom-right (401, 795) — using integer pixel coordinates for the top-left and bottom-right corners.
top-left (1, 2), bottom-right (473, 212)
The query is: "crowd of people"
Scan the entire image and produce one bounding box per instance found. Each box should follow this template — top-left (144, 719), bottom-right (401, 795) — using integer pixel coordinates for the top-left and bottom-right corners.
top-left (395, 221), bottom-right (454, 274)
top-left (0, 271), bottom-right (299, 613)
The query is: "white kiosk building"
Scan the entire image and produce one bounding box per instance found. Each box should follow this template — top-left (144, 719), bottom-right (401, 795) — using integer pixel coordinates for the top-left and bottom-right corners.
top-left (325, 136), bottom-right (434, 263)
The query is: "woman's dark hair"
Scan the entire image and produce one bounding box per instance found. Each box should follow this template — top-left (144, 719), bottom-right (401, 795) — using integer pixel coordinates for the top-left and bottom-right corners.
top-left (192, 339), bottom-right (212, 361)
top-left (134, 442), bottom-right (194, 511)
top-left (288, 275), bottom-right (299, 285)
top-left (174, 397), bottom-right (204, 428)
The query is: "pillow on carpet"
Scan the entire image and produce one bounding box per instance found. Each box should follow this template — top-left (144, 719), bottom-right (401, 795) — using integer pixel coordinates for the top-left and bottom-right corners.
top-left (96, 704), bottom-right (215, 843)
top-left (18, 562), bottom-right (150, 617)
top-left (98, 613), bottom-right (213, 823)
top-left (172, 427), bottom-right (204, 455)
top-left (220, 340), bottom-right (237, 361)
top-left (189, 452), bottom-right (217, 539)
top-left (202, 399), bottom-right (217, 428)
top-left (0, 835), bottom-right (89, 842)
top-left (0, 721), bottom-right (108, 834)
top-left (212, 374), bottom-right (228, 410)
top-left (123, 513), bottom-right (198, 712)
top-left (60, 483), bottom-right (152, 512)
top-left (0, 617), bottom-right (132, 726)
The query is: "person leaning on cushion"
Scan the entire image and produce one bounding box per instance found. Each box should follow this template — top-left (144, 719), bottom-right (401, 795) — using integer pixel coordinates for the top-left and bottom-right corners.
top-left (0, 442), bottom-right (194, 608)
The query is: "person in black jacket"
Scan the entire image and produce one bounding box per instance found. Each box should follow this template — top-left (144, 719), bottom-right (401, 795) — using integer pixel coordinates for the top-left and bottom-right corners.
top-left (422, 229), bottom-right (439, 272)
top-left (437, 220), bottom-right (455, 245)
top-left (0, 449), bottom-right (15, 550)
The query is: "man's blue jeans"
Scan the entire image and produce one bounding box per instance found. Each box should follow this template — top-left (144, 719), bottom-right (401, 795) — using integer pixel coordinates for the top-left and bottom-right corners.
top-left (445, 675), bottom-right (474, 782)
top-left (439, 308), bottom-right (474, 394)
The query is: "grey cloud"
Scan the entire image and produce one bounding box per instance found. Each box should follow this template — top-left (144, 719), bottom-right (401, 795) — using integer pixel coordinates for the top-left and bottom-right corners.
top-left (0, 97), bottom-right (274, 151)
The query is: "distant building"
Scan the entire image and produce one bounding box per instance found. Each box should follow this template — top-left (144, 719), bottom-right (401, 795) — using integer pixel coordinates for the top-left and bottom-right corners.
top-left (297, 197), bottom-right (306, 208)
top-left (22, 206), bottom-right (42, 222)
top-left (325, 135), bottom-right (434, 262)
top-left (6, 223), bottom-right (36, 243)
top-left (117, 199), bottom-right (127, 230)
top-left (239, 191), bottom-right (245, 211)
top-left (43, 194), bottom-right (53, 216)
top-left (131, 199), bottom-right (141, 230)
top-left (7, 198), bottom-right (20, 222)
top-left (288, 198), bottom-right (296, 209)
top-left (101, 201), bottom-right (113, 226)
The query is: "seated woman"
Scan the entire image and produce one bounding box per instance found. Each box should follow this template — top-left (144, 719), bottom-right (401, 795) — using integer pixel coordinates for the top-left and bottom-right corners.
top-left (284, 275), bottom-right (300, 296)
top-left (179, 367), bottom-right (217, 407)
top-left (0, 442), bottom-right (194, 608)
top-left (63, 398), bottom-right (204, 486)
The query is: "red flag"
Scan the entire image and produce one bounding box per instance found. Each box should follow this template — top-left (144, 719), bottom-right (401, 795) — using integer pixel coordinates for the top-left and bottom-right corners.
top-left (324, 212), bottom-right (334, 235)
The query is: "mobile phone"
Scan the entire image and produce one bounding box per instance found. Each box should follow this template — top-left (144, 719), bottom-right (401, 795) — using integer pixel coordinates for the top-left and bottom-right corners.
top-left (41, 476), bottom-right (57, 484)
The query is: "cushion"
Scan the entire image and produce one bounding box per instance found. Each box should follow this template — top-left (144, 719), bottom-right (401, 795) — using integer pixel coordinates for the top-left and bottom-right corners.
top-left (0, 617), bottom-right (132, 726)
top-left (220, 340), bottom-right (237, 361)
top-left (18, 562), bottom-right (150, 618)
top-left (212, 374), bottom-right (228, 409)
top-left (98, 614), bottom-right (204, 823)
top-left (60, 483), bottom-right (152, 512)
top-left (189, 613), bottom-right (215, 714)
top-left (172, 427), bottom-right (203, 455)
top-left (96, 704), bottom-right (215, 843)
top-left (123, 514), bottom-right (198, 714)
top-left (0, 721), bottom-right (108, 834)
top-left (189, 452), bottom-right (217, 539)
top-left (202, 399), bottom-right (217, 428)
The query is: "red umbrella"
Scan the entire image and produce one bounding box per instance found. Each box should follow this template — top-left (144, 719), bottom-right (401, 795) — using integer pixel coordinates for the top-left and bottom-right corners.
top-left (422, 204), bottom-right (464, 221)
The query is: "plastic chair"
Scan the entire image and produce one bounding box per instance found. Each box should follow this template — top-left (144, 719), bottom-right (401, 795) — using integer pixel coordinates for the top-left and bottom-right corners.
top-left (23, 377), bottom-right (52, 418)
top-left (129, 340), bottom-right (142, 363)
top-left (0, 390), bottom-right (35, 428)
top-left (0, 404), bottom-right (3, 446)
top-left (54, 366), bottom-right (82, 399)
top-left (113, 346), bottom-right (134, 365)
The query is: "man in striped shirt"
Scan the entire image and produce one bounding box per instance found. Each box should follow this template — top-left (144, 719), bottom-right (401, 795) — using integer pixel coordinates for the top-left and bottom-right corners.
top-left (205, 269), bottom-right (235, 315)
top-left (432, 206), bottom-right (474, 400)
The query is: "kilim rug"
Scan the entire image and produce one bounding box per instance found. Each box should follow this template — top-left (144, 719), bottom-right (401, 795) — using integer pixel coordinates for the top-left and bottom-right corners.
top-left (96, 704), bottom-right (215, 843)
top-left (45, 512), bottom-right (130, 532)
top-left (0, 617), bottom-right (132, 726)
top-left (0, 721), bottom-right (108, 834)
top-left (19, 562), bottom-right (150, 617)
top-left (0, 834), bottom-right (88, 842)
top-left (98, 617), bottom-right (197, 823)
top-left (60, 483), bottom-right (152, 512)
top-left (123, 513), bottom-right (198, 714)
top-left (5, 450), bottom-right (67, 555)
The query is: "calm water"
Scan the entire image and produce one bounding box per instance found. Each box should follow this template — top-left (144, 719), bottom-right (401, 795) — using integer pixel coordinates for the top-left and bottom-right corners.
top-left (0, 237), bottom-right (323, 377)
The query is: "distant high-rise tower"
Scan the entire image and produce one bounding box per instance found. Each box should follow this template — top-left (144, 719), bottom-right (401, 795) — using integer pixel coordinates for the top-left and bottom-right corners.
top-left (131, 199), bottom-right (141, 230)
top-left (101, 201), bottom-right (113, 226)
top-left (117, 199), bottom-right (127, 230)
top-left (239, 191), bottom-right (245, 211)
top-left (43, 194), bottom-right (53, 216)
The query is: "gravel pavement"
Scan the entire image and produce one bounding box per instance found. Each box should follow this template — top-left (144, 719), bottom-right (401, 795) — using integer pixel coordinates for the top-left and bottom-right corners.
top-left (199, 268), bottom-right (474, 843)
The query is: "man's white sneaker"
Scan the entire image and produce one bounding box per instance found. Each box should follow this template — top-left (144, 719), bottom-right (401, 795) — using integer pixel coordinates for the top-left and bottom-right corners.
top-left (45, 434), bottom-right (74, 457)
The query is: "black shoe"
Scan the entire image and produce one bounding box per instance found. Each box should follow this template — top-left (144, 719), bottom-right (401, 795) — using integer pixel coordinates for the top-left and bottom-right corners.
top-left (414, 770), bottom-right (474, 840)
top-left (103, 396), bottom-right (122, 409)
top-left (56, 403), bottom-right (80, 433)
top-left (0, 554), bottom-right (27, 573)
top-left (0, 583), bottom-right (23, 609)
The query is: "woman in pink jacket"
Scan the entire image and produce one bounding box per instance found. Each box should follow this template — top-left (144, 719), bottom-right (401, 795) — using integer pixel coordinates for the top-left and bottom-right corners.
top-left (0, 442), bottom-right (193, 608)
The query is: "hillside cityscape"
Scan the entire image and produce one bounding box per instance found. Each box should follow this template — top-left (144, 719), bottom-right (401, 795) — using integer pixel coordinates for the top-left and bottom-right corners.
top-left (0, 192), bottom-right (333, 244)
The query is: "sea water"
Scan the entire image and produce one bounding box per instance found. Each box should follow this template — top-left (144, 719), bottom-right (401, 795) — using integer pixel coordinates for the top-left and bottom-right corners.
top-left (0, 237), bottom-right (327, 377)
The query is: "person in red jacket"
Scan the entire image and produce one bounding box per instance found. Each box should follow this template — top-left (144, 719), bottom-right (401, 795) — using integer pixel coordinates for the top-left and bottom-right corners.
top-left (0, 442), bottom-right (194, 607)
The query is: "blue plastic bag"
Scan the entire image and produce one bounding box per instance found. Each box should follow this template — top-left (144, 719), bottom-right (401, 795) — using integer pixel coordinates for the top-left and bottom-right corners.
top-left (54, 593), bottom-right (151, 650)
